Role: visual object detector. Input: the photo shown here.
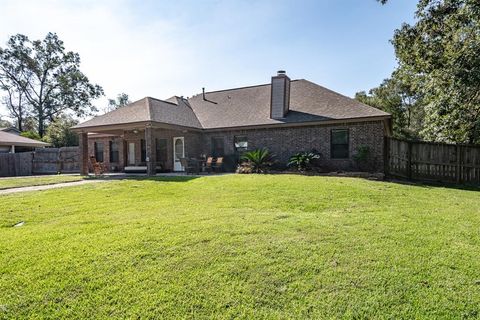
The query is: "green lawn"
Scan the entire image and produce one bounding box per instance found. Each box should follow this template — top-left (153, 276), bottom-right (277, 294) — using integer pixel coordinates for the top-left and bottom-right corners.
top-left (0, 175), bottom-right (84, 190)
top-left (1, 175), bottom-right (479, 319)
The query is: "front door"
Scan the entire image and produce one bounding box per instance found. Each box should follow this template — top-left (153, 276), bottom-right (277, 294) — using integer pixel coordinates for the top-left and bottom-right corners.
top-left (128, 142), bottom-right (135, 165)
top-left (173, 137), bottom-right (185, 171)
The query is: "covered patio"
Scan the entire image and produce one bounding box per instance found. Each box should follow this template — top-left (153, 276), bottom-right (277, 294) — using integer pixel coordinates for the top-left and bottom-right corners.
top-left (72, 96), bottom-right (207, 176)
top-left (76, 122), bottom-right (203, 176)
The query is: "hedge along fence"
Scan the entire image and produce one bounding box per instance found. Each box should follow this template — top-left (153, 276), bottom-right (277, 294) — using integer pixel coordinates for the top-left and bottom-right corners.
top-left (0, 147), bottom-right (79, 177)
top-left (385, 137), bottom-right (480, 185)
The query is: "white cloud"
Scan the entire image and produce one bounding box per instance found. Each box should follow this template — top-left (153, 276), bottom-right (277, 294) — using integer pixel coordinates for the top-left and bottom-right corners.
top-left (0, 0), bottom-right (410, 123)
top-left (0, 0), bottom-right (272, 120)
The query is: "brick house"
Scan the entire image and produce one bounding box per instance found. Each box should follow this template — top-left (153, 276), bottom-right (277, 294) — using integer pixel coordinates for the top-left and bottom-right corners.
top-left (73, 71), bottom-right (391, 175)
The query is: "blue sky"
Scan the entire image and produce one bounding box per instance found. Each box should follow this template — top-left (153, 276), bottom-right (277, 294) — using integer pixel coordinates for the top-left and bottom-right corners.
top-left (0, 0), bottom-right (417, 118)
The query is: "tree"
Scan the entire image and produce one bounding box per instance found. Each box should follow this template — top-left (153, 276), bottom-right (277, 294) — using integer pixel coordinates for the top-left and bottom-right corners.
top-left (43, 114), bottom-right (79, 147)
top-left (391, 0), bottom-right (480, 143)
top-left (0, 33), bottom-right (104, 137)
top-left (20, 130), bottom-right (41, 140)
top-left (0, 58), bottom-right (29, 131)
top-left (0, 117), bottom-right (12, 128)
top-left (355, 71), bottom-right (424, 139)
top-left (21, 116), bottom-right (39, 133)
top-left (106, 93), bottom-right (130, 112)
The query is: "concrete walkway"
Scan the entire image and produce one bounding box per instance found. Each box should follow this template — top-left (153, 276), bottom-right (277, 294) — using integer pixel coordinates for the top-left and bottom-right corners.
top-left (0, 173), bottom-right (232, 195)
top-left (0, 179), bottom-right (108, 195)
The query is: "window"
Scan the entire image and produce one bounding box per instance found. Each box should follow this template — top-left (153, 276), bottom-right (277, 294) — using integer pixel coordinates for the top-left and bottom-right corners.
top-left (234, 136), bottom-right (248, 152)
top-left (331, 129), bottom-right (349, 159)
top-left (211, 137), bottom-right (224, 157)
top-left (141, 139), bottom-right (146, 162)
top-left (156, 138), bottom-right (167, 162)
top-left (109, 141), bottom-right (119, 163)
top-left (94, 142), bottom-right (104, 162)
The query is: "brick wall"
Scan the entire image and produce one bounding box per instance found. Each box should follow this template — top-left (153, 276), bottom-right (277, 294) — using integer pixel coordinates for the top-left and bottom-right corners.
top-left (202, 121), bottom-right (385, 172)
top-left (88, 128), bottom-right (202, 172)
top-left (88, 136), bottom-right (125, 171)
top-left (87, 120), bottom-right (385, 173)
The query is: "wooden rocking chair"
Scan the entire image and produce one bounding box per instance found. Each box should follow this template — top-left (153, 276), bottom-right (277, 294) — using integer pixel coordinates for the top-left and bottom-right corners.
top-left (204, 157), bottom-right (214, 174)
top-left (90, 156), bottom-right (106, 176)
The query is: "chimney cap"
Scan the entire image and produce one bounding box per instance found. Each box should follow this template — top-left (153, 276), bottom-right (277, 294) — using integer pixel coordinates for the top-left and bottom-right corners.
top-left (277, 70), bottom-right (286, 76)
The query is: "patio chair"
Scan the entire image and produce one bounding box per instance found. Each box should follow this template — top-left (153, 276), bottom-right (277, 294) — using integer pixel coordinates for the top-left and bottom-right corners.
top-left (89, 156), bottom-right (106, 176)
top-left (213, 157), bottom-right (224, 173)
top-left (204, 157), bottom-right (214, 174)
top-left (180, 158), bottom-right (199, 175)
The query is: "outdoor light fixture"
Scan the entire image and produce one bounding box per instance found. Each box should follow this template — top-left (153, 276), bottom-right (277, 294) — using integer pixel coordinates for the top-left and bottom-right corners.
top-left (133, 129), bottom-right (139, 134)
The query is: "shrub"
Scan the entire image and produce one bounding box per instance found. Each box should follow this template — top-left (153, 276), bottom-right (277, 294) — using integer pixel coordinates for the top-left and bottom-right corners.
top-left (288, 151), bottom-right (320, 172)
top-left (353, 145), bottom-right (372, 171)
top-left (20, 130), bottom-right (42, 141)
top-left (239, 148), bottom-right (274, 173)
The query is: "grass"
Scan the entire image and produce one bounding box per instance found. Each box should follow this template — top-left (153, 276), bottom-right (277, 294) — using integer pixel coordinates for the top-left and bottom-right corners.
top-left (0, 174), bottom-right (84, 190)
top-left (0, 175), bottom-right (479, 319)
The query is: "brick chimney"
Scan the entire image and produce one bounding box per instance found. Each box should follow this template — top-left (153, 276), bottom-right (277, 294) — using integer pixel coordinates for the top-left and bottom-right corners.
top-left (270, 70), bottom-right (290, 119)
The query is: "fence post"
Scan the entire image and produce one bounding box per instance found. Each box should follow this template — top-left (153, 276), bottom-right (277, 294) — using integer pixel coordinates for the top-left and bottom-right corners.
top-left (407, 140), bottom-right (412, 179)
top-left (456, 144), bottom-right (461, 184)
top-left (384, 136), bottom-right (390, 177)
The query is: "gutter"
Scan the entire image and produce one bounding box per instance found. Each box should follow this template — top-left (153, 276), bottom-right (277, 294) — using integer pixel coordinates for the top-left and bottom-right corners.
top-left (71, 115), bottom-right (391, 134)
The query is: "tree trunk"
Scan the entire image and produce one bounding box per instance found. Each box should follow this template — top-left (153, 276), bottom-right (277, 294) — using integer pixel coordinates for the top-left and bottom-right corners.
top-left (38, 115), bottom-right (44, 137)
top-left (17, 117), bottom-right (23, 132)
top-left (17, 102), bottom-right (23, 132)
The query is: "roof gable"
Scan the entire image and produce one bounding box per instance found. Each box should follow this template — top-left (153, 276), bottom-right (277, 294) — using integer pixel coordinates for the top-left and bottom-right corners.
top-left (74, 78), bottom-right (389, 131)
top-left (187, 79), bottom-right (389, 129)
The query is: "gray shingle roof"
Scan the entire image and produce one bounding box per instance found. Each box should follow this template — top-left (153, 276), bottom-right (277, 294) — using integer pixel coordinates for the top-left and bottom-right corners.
top-left (188, 80), bottom-right (389, 129)
top-left (0, 130), bottom-right (50, 147)
top-left (73, 97), bottom-right (202, 129)
top-left (74, 79), bottom-right (389, 130)
top-left (0, 127), bottom-right (21, 135)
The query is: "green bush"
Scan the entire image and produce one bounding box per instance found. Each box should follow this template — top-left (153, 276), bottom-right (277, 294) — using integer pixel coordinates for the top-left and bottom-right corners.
top-left (288, 151), bottom-right (320, 172)
top-left (238, 148), bottom-right (274, 173)
top-left (353, 145), bottom-right (372, 171)
top-left (20, 130), bottom-right (42, 141)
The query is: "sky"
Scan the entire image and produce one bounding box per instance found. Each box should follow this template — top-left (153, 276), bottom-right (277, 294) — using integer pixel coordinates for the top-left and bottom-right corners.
top-left (0, 0), bottom-right (418, 121)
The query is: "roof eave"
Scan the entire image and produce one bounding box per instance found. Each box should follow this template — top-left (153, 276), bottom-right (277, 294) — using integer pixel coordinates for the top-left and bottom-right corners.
top-left (202, 115), bottom-right (392, 132)
top-left (1, 142), bottom-right (50, 147)
top-left (72, 120), bottom-right (203, 133)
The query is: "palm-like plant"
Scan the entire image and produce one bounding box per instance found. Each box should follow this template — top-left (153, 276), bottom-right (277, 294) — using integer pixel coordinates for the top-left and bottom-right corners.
top-left (288, 151), bottom-right (320, 171)
top-left (240, 148), bottom-right (274, 173)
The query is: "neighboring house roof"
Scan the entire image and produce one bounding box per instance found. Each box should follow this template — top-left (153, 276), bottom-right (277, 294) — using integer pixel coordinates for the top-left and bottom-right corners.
top-left (0, 130), bottom-right (50, 147)
top-left (73, 78), bottom-right (389, 131)
top-left (0, 127), bottom-right (21, 135)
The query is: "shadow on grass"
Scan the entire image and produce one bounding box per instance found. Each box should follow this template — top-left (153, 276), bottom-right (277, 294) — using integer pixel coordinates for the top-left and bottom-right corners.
top-left (264, 171), bottom-right (480, 193)
top-left (85, 175), bottom-right (201, 183)
top-left (382, 177), bottom-right (480, 192)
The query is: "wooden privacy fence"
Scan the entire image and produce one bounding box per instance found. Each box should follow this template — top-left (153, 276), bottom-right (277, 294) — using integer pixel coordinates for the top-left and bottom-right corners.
top-left (385, 137), bottom-right (480, 185)
top-left (0, 147), bottom-right (79, 177)
top-left (0, 152), bottom-right (34, 177)
top-left (32, 147), bottom-right (79, 174)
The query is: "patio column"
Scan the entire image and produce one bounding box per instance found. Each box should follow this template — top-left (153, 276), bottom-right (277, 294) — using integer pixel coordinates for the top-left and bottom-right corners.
top-left (145, 126), bottom-right (156, 176)
top-left (79, 132), bottom-right (89, 175)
